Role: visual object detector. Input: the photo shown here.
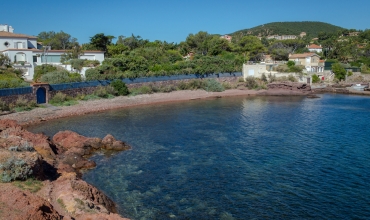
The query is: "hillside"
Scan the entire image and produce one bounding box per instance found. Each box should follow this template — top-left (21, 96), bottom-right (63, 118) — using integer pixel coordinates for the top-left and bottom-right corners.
top-left (231, 21), bottom-right (345, 37)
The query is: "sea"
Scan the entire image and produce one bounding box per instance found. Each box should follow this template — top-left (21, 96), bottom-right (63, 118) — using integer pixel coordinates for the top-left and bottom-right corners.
top-left (28, 94), bottom-right (370, 220)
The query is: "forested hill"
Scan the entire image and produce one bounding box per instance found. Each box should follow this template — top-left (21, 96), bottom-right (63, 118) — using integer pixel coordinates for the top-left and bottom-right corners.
top-left (231, 21), bottom-right (345, 37)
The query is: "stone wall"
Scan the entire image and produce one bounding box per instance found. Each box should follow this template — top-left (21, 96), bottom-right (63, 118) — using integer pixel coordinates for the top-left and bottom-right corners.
top-left (49, 87), bottom-right (100, 99)
top-left (0, 93), bottom-right (35, 105)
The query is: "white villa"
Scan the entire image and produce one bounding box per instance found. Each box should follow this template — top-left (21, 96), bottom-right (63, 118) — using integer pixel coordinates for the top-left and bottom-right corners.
top-left (0, 24), bottom-right (104, 81)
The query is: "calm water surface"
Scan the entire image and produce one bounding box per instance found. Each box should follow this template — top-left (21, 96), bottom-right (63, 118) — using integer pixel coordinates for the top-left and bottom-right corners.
top-left (28, 94), bottom-right (370, 219)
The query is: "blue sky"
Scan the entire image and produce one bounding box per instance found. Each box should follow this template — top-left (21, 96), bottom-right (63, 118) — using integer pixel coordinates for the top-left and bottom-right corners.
top-left (1, 0), bottom-right (369, 44)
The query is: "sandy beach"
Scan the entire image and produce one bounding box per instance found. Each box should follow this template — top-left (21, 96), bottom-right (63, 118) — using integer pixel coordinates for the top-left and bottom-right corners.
top-left (0, 89), bottom-right (261, 126)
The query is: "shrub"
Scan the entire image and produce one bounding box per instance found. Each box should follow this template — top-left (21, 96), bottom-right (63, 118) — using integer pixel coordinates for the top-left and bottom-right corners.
top-left (40, 70), bottom-right (72, 84)
top-left (70, 59), bottom-right (85, 72)
top-left (33, 64), bottom-right (57, 82)
top-left (85, 68), bottom-right (102, 81)
top-left (110, 80), bottom-right (129, 96)
top-left (312, 74), bottom-right (320, 83)
top-left (177, 81), bottom-right (188, 90)
top-left (187, 79), bottom-right (205, 90)
top-left (0, 99), bottom-right (9, 111)
top-left (268, 73), bottom-right (276, 83)
top-left (289, 65), bottom-right (304, 73)
top-left (69, 73), bottom-right (82, 82)
top-left (287, 61), bottom-right (295, 67)
top-left (204, 79), bottom-right (225, 92)
top-left (50, 92), bottom-right (67, 103)
top-left (105, 85), bottom-right (117, 96)
top-left (15, 97), bottom-right (28, 108)
top-left (288, 74), bottom-right (297, 82)
top-left (0, 157), bottom-right (33, 182)
top-left (8, 141), bottom-right (34, 152)
top-left (94, 86), bottom-right (109, 98)
top-left (222, 82), bottom-right (233, 90)
top-left (261, 73), bottom-right (268, 82)
top-left (238, 77), bottom-right (245, 82)
top-left (129, 86), bottom-right (153, 95)
top-left (245, 76), bottom-right (258, 89)
top-left (159, 85), bottom-right (176, 93)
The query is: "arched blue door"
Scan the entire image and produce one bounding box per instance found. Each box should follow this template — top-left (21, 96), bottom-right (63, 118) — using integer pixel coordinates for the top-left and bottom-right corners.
top-left (36, 87), bottom-right (46, 104)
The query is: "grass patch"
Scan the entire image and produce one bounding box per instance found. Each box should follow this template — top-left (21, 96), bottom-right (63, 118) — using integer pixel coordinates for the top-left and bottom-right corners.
top-left (13, 178), bottom-right (43, 193)
top-left (80, 94), bottom-right (101, 101)
top-left (57, 198), bottom-right (66, 210)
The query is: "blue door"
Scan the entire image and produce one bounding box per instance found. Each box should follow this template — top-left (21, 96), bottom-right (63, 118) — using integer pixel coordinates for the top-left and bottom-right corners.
top-left (36, 87), bottom-right (46, 104)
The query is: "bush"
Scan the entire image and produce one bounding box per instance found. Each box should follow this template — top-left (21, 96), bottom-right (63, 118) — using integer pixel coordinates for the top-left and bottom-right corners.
top-left (268, 73), bottom-right (276, 83)
top-left (0, 99), bottom-right (9, 111)
top-left (69, 73), bottom-right (82, 82)
top-left (186, 79), bottom-right (205, 90)
top-left (110, 80), bottom-right (129, 96)
top-left (312, 74), bottom-right (320, 83)
top-left (129, 86), bottom-right (153, 95)
top-left (0, 157), bottom-right (33, 182)
top-left (70, 59), bottom-right (85, 72)
top-left (159, 85), bottom-right (176, 93)
top-left (287, 61), bottom-right (295, 67)
top-left (40, 70), bottom-right (72, 84)
top-left (85, 68), bottom-right (102, 81)
top-left (105, 85), bottom-right (117, 96)
top-left (8, 141), bottom-right (34, 152)
top-left (288, 74), bottom-right (297, 82)
top-left (94, 86), bottom-right (109, 98)
top-left (261, 73), bottom-right (268, 82)
top-left (33, 64), bottom-right (57, 82)
top-left (50, 92), bottom-right (67, 103)
top-left (204, 79), bottom-right (225, 92)
top-left (222, 82), bottom-right (233, 90)
top-left (245, 76), bottom-right (258, 89)
top-left (15, 97), bottom-right (28, 108)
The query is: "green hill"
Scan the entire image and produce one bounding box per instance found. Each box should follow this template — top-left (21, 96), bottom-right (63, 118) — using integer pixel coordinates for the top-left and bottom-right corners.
top-left (231, 21), bottom-right (345, 37)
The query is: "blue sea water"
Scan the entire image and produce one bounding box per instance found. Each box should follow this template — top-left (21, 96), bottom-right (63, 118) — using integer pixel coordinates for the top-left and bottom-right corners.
top-left (28, 94), bottom-right (370, 219)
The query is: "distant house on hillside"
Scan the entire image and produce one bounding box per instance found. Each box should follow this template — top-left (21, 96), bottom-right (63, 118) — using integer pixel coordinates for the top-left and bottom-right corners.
top-left (300, 32), bottom-right (307, 38)
top-left (220, 35), bottom-right (232, 42)
top-left (289, 52), bottom-right (324, 73)
top-left (307, 44), bottom-right (322, 53)
top-left (0, 24), bottom-right (105, 81)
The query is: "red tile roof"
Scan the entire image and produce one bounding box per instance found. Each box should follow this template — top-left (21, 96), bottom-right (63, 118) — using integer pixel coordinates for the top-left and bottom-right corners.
top-left (0, 31), bottom-right (37, 39)
top-left (289, 53), bottom-right (318, 59)
top-left (308, 44), bottom-right (322, 49)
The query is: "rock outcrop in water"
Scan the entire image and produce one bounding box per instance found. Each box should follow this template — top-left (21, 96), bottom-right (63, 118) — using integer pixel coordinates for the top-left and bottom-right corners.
top-left (0, 119), bottom-right (130, 220)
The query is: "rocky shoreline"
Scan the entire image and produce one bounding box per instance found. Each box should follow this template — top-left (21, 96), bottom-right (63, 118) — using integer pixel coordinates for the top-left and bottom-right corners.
top-left (0, 119), bottom-right (130, 220)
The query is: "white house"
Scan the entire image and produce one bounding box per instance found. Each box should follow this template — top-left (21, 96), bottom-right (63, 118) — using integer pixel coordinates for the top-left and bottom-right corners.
top-left (289, 53), bottom-right (324, 73)
top-left (0, 24), bottom-right (104, 81)
top-left (307, 44), bottom-right (323, 53)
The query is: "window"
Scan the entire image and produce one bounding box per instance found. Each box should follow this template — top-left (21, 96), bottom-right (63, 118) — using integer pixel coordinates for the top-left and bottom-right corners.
top-left (33, 56), bottom-right (37, 62)
top-left (41, 55), bottom-right (61, 63)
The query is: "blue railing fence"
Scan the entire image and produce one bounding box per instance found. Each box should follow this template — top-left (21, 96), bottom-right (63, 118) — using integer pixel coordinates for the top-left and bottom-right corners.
top-left (0, 72), bottom-right (243, 96)
top-left (0, 87), bottom-right (33, 96)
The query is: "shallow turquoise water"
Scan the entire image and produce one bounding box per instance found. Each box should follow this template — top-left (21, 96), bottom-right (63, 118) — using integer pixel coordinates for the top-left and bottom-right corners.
top-left (28, 94), bottom-right (370, 219)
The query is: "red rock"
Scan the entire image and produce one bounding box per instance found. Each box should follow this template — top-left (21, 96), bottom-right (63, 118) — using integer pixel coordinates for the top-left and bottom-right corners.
top-left (0, 184), bottom-right (63, 220)
top-left (53, 131), bottom-right (89, 150)
top-left (102, 135), bottom-right (131, 151)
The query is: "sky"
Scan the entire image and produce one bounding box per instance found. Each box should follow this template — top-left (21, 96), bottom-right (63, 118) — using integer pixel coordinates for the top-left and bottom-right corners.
top-left (1, 0), bottom-right (369, 44)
